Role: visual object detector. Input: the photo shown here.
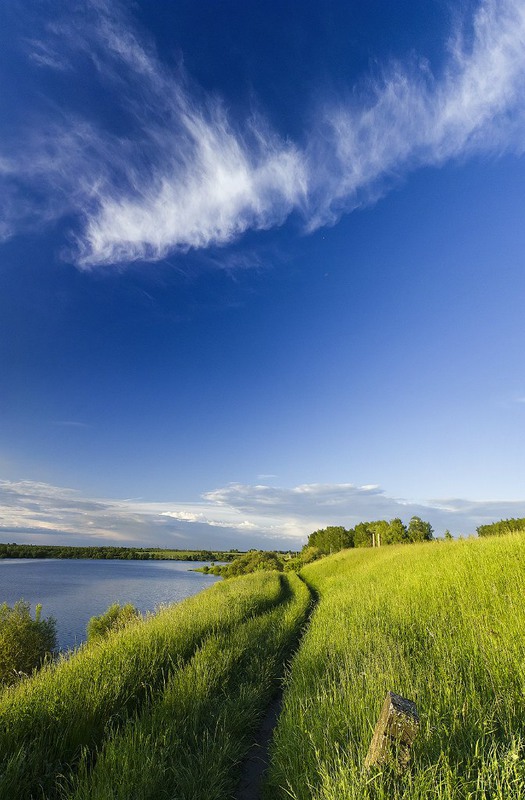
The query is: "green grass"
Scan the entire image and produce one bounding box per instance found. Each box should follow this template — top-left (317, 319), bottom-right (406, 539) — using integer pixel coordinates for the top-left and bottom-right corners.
top-left (64, 573), bottom-right (311, 800)
top-left (265, 534), bottom-right (525, 800)
top-left (0, 571), bottom-right (286, 800)
top-left (6, 533), bottom-right (523, 800)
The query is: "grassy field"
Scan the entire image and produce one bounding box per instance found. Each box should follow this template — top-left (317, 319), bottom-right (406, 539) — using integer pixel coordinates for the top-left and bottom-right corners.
top-left (65, 572), bottom-right (311, 800)
top-left (265, 534), bottom-right (525, 799)
top-left (3, 533), bottom-right (525, 800)
top-left (0, 570), bottom-right (290, 800)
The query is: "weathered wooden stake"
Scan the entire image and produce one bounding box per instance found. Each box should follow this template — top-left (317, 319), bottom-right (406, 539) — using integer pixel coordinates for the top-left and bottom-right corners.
top-left (364, 691), bottom-right (419, 772)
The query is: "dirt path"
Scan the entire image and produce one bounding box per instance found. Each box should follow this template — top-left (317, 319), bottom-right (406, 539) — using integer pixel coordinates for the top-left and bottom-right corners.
top-left (234, 575), bottom-right (316, 800)
top-left (233, 691), bottom-right (283, 800)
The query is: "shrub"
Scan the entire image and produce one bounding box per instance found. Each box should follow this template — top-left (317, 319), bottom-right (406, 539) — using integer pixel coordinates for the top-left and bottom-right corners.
top-left (284, 546), bottom-right (323, 572)
top-left (87, 603), bottom-right (140, 642)
top-left (222, 550), bottom-right (284, 578)
top-left (0, 600), bottom-right (57, 686)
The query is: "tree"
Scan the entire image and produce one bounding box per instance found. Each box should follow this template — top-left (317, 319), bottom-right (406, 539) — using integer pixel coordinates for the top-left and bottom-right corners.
top-left (353, 522), bottom-right (373, 547)
top-left (407, 516), bottom-right (434, 542)
top-left (299, 546), bottom-right (323, 564)
top-left (0, 601), bottom-right (57, 686)
top-left (369, 520), bottom-right (390, 547)
top-left (306, 526), bottom-right (353, 554)
top-left (444, 529), bottom-right (453, 541)
top-left (384, 518), bottom-right (409, 544)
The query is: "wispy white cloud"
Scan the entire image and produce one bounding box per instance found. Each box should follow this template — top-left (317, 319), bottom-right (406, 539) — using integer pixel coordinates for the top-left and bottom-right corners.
top-left (1, 0), bottom-right (525, 266)
top-left (202, 481), bottom-right (525, 538)
top-left (1, 0), bottom-right (306, 266)
top-left (25, 37), bottom-right (71, 71)
top-left (0, 480), bottom-right (289, 548)
top-left (306, 0), bottom-right (525, 226)
top-left (160, 510), bottom-right (258, 531)
top-left (0, 479), bottom-right (521, 549)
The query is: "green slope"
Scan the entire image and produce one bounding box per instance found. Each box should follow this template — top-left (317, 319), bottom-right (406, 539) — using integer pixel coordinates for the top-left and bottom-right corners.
top-left (266, 535), bottom-right (525, 800)
top-left (0, 571), bottom-right (296, 800)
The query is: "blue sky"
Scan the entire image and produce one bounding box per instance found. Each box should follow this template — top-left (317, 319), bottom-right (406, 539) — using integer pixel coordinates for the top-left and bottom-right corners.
top-left (1, 0), bottom-right (525, 549)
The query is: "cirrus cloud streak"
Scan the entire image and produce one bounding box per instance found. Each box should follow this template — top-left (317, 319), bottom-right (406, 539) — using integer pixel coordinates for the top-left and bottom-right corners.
top-left (1, 0), bottom-right (525, 265)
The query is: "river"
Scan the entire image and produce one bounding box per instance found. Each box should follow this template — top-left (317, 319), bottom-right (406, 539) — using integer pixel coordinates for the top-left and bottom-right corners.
top-left (0, 558), bottom-right (220, 650)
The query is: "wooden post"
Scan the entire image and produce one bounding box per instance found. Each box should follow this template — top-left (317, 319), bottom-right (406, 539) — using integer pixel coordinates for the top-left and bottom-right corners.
top-left (364, 692), bottom-right (419, 772)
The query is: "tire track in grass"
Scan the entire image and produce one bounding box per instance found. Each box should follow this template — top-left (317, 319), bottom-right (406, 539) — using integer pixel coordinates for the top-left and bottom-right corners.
top-left (62, 574), bottom-right (312, 800)
top-left (0, 572), bottom-right (286, 800)
top-left (235, 575), bottom-right (317, 800)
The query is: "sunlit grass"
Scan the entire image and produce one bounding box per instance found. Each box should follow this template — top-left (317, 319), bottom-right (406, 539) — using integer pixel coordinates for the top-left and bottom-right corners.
top-left (265, 535), bottom-right (525, 800)
top-left (64, 573), bottom-right (311, 800)
top-left (0, 571), bottom-right (286, 800)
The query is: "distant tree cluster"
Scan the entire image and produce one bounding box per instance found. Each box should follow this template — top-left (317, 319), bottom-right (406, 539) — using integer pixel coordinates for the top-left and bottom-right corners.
top-left (307, 526), bottom-right (353, 553)
top-left (477, 517), bottom-right (525, 537)
top-left (196, 517), bottom-right (435, 578)
top-left (305, 516), bottom-right (434, 554)
top-left (0, 544), bottom-right (153, 560)
top-left (0, 544), bottom-right (233, 562)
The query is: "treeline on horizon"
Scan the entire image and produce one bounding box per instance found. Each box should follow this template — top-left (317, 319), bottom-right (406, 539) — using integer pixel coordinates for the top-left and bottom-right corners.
top-left (199, 516), bottom-right (436, 578)
top-left (307, 515), bottom-right (434, 551)
top-left (212, 513), bottom-right (525, 579)
top-left (0, 544), bottom-right (236, 561)
top-left (476, 517), bottom-right (525, 537)
top-left (284, 516), bottom-right (436, 574)
top-left (2, 514), bottom-right (524, 565)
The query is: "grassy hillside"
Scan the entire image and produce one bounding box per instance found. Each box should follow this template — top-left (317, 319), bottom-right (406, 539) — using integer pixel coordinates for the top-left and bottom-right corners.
top-left (265, 534), bottom-right (525, 799)
top-left (66, 573), bottom-right (310, 800)
top-left (3, 533), bottom-right (525, 800)
top-left (0, 571), bottom-right (304, 800)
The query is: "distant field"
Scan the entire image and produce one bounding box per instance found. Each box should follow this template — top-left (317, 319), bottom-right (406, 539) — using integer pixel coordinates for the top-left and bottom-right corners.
top-left (0, 543), bottom-right (243, 561)
top-left (147, 549), bottom-right (243, 560)
top-left (265, 534), bottom-right (525, 799)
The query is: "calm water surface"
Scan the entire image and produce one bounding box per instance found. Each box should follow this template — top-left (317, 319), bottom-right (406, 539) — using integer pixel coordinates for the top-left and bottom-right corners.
top-left (0, 559), bottom-right (220, 650)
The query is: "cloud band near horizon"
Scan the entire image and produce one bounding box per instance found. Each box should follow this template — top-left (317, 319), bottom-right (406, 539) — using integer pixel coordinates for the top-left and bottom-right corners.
top-left (1, 0), bottom-right (525, 266)
top-left (0, 479), bottom-right (523, 550)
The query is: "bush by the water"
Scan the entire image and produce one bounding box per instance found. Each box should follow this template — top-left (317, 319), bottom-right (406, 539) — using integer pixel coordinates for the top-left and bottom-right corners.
top-left (0, 601), bottom-right (56, 686)
top-left (87, 603), bottom-right (140, 642)
top-left (207, 549), bottom-right (285, 577)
